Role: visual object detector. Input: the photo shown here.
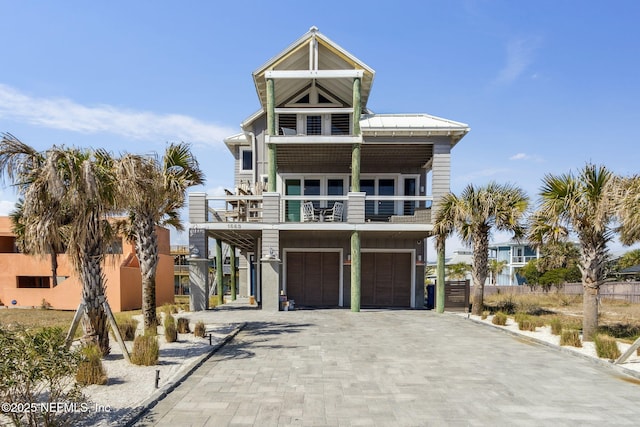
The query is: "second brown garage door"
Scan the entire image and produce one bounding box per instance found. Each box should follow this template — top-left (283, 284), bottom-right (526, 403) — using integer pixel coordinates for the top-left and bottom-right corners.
top-left (362, 252), bottom-right (411, 307)
top-left (286, 252), bottom-right (340, 307)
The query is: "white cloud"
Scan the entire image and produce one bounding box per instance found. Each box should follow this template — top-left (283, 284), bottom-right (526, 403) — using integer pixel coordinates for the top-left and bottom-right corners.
top-left (494, 37), bottom-right (541, 85)
top-left (0, 84), bottom-right (237, 147)
top-left (509, 152), bottom-right (544, 162)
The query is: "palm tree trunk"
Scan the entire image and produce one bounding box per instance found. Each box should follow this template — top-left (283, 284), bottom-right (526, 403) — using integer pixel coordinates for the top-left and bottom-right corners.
top-left (581, 242), bottom-right (604, 341)
top-left (135, 216), bottom-right (159, 333)
top-left (49, 249), bottom-right (58, 288)
top-left (471, 230), bottom-right (490, 315)
top-left (79, 214), bottom-right (110, 355)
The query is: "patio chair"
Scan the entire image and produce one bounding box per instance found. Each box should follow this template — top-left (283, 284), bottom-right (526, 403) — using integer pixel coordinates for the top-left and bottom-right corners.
top-left (302, 201), bottom-right (318, 222)
top-left (281, 127), bottom-right (297, 136)
top-left (324, 202), bottom-right (343, 222)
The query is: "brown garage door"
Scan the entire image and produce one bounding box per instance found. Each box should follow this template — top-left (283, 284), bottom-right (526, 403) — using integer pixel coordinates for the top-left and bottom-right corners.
top-left (362, 252), bottom-right (411, 307)
top-left (286, 252), bottom-right (340, 307)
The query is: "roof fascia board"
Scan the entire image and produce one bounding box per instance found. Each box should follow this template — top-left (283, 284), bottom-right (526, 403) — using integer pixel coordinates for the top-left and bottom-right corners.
top-left (265, 69), bottom-right (364, 79)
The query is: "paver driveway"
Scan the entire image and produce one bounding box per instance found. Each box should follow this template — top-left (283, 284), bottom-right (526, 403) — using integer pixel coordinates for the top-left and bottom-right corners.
top-left (136, 310), bottom-right (640, 426)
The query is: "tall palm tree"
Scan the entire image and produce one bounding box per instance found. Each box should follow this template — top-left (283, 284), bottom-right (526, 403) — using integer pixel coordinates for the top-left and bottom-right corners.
top-left (434, 182), bottom-right (529, 315)
top-left (488, 259), bottom-right (508, 285)
top-left (115, 143), bottom-right (204, 332)
top-left (528, 164), bottom-right (616, 341)
top-left (0, 133), bottom-right (116, 354)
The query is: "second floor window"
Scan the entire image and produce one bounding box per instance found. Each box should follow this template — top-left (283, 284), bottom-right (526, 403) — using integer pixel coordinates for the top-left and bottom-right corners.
top-left (241, 149), bottom-right (253, 171)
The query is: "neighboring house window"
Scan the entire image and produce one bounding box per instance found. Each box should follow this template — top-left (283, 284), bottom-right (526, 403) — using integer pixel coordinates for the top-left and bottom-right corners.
top-left (17, 276), bottom-right (50, 288)
top-left (240, 148), bottom-right (253, 171)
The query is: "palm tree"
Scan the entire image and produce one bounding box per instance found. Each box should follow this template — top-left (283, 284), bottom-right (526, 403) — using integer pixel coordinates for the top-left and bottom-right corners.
top-left (434, 182), bottom-right (529, 315)
top-left (0, 133), bottom-right (116, 354)
top-left (617, 175), bottom-right (640, 247)
top-left (488, 259), bottom-right (508, 285)
top-left (528, 164), bottom-right (616, 341)
top-left (446, 262), bottom-right (471, 280)
top-left (115, 143), bottom-right (204, 332)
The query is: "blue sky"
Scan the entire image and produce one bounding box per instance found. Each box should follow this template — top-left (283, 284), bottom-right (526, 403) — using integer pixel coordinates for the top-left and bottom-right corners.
top-left (1, 1), bottom-right (639, 257)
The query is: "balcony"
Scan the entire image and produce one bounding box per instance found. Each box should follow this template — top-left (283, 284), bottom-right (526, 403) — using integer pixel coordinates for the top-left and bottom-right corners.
top-left (265, 111), bottom-right (363, 145)
top-left (200, 192), bottom-right (432, 225)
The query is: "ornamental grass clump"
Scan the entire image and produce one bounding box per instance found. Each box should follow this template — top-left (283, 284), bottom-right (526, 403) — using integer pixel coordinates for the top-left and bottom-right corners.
top-left (549, 318), bottom-right (563, 335)
top-left (492, 312), bottom-right (508, 326)
top-left (481, 311), bottom-right (489, 320)
top-left (76, 342), bottom-right (107, 385)
top-left (594, 334), bottom-right (621, 360)
top-left (177, 317), bottom-right (190, 334)
top-left (194, 320), bottom-right (206, 338)
top-left (164, 314), bottom-right (177, 343)
top-left (115, 317), bottom-right (138, 341)
top-left (516, 315), bottom-right (537, 332)
top-left (131, 333), bottom-right (159, 366)
top-left (560, 329), bottom-right (582, 347)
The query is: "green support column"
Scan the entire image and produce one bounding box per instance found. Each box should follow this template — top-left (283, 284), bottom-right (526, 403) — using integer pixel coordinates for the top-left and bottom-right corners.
top-left (351, 231), bottom-right (361, 312)
top-left (436, 243), bottom-right (446, 313)
top-left (352, 77), bottom-right (362, 192)
top-left (266, 77), bottom-right (277, 192)
top-left (230, 245), bottom-right (237, 301)
top-left (353, 77), bottom-right (361, 134)
top-left (216, 239), bottom-right (224, 306)
top-left (351, 144), bottom-right (360, 192)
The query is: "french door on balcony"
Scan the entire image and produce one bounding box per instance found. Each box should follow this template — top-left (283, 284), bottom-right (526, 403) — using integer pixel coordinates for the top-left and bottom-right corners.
top-left (284, 177), bottom-right (346, 222)
top-left (360, 178), bottom-right (395, 218)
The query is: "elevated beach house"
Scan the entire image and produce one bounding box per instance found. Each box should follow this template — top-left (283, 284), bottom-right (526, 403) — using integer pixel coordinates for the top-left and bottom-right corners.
top-left (188, 27), bottom-right (469, 311)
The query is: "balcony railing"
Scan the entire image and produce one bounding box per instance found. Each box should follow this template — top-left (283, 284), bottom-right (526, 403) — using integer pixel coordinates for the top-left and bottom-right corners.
top-left (201, 193), bottom-right (432, 224)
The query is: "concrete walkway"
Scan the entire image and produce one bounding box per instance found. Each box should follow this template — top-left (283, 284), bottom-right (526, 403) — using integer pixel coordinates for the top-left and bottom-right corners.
top-left (136, 309), bottom-right (640, 426)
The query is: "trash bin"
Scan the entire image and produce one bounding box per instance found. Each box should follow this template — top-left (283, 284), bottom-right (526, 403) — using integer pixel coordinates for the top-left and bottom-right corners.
top-left (425, 284), bottom-right (435, 310)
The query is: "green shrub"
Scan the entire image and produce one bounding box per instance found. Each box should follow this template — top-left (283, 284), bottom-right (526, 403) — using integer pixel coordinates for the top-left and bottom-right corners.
top-left (560, 330), bottom-right (582, 347)
top-left (177, 317), bottom-right (190, 334)
top-left (0, 326), bottom-right (85, 426)
top-left (549, 318), bottom-right (563, 335)
top-left (76, 343), bottom-right (107, 385)
top-left (194, 320), bottom-right (206, 338)
top-left (594, 334), bottom-right (621, 360)
top-left (164, 315), bottom-right (177, 343)
top-left (131, 334), bottom-right (159, 366)
top-left (492, 312), bottom-right (508, 326)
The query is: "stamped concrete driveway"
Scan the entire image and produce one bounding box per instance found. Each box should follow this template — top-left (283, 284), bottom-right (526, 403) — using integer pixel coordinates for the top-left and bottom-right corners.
top-left (137, 310), bottom-right (640, 426)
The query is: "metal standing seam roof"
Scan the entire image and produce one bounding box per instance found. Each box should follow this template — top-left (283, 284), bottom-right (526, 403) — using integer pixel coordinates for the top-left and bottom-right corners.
top-left (360, 114), bottom-right (470, 133)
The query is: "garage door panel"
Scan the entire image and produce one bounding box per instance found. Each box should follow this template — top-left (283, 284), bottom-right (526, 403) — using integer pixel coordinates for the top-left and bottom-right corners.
top-left (322, 253), bottom-right (340, 305)
top-left (362, 252), bottom-right (411, 308)
top-left (286, 252), bottom-right (339, 307)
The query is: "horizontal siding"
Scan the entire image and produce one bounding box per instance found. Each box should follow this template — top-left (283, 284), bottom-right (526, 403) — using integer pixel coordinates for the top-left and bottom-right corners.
top-left (188, 193), bottom-right (207, 223)
top-left (261, 229), bottom-right (279, 257)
